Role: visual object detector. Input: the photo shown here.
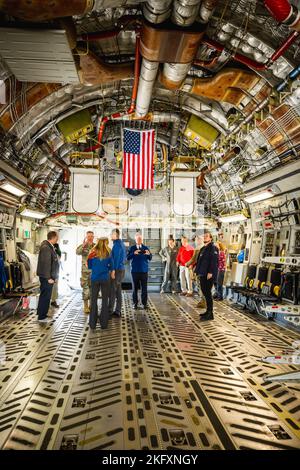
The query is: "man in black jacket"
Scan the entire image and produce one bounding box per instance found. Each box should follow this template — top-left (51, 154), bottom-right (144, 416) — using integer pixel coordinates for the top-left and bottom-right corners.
top-left (36, 231), bottom-right (59, 323)
top-left (195, 231), bottom-right (219, 321)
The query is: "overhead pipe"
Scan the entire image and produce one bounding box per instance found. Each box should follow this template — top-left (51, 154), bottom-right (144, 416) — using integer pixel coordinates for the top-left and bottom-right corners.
top-left (135, 0), bottom-right (173, 117)
top-left (143, 0), bottom-right (173, 24)
top-left (135, 59), bottom-right (160, 117)
top-left (161, 0), bottom-right (203, 90)
top-left (201, 34), bottom-right (300, 71)
top-left (198, 0), bottom-right (219, 24)
top-left (152, 112), bottom-right (181, 148)
top-left (172, 0), bottom-right (202, 27)
top-left (264, 0), bottom-right (300, 31)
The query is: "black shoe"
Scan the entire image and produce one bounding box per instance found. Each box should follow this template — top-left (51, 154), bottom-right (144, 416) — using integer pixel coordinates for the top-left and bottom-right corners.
top-left (51, 301), bottom-right (59, 308)
top-left (199, 312), bottom-right (214, 321)
top-left (133, 304), bottom-right (138, 310)
top-left (112, 311), bottom-right (121, 317)
top-left (142, 305), bottom-right (148, 310)
top-left (199, 311), bottom-right (208, 316)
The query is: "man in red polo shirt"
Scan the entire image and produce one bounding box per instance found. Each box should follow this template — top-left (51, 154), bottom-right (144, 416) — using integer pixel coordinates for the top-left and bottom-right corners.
top-left (176, 236), bottom-right (194, 297)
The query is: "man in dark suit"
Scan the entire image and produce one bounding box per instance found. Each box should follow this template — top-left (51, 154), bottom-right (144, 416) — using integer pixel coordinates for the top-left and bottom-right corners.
top-left (36, 231), bottom-right (59, 323)
top-left (127, 233), bottom-right (152, 310)
top-left (195, 231), bottom-right (219, 321)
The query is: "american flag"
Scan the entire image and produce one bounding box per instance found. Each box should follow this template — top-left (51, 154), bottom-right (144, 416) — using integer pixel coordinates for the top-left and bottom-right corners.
top-left (122, 128), bottom-right (155, 190)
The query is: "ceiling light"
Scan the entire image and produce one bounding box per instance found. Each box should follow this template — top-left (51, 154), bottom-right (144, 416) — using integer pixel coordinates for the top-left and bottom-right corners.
top-left (1, 182), bottom-right (26, 197)
top-left (20, 208), bottom-right (47, 219)
top-left (219, 213), bottom-right (247, 223)
top-left (244, 188), bottom-right (275, 204)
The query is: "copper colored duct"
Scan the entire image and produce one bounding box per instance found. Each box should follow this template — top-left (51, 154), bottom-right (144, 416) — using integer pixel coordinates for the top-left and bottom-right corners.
top-left (187, 68), bottom-right (260, 106)
top-left (140, 22), bottom-right (205, 63)
top-left (79, 50), bottom-right (134, 86)
top-left (0, 0), bottom-right (93, 21)
top-left (0, 82), bottom-right (61, 131)
top-left (84, 35), bottom-right (141, 151)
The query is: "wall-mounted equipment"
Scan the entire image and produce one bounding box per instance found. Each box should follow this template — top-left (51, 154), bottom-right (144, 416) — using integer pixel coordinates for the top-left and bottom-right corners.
top-left (57, 109), bottom-right (93, 143)
top-left (70, 168), bottom-right (101, 214)
top-left (184, 115), bottom-right (219, 149)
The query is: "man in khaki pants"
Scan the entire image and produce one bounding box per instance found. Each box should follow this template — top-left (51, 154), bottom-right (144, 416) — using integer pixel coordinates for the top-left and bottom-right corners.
top-left (76, 231), bottom-right (95, 313)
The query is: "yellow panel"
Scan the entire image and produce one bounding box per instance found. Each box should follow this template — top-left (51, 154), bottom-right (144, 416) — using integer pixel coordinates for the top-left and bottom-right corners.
top-left (184, 115), bottom-right (219, 148)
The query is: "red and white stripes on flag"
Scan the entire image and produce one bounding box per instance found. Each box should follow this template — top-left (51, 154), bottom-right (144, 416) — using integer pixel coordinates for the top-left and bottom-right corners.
top-left (122, 128), bottom-right (155, 190)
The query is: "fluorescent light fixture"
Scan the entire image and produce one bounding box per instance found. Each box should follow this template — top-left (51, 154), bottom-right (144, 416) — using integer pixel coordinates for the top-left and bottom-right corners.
top-left (1, 182), bottom-right (26, 197)
top-left (244, 188), bottom-right (275, 204)
top-left (20, 208), bottom-right (47, 219)
top-left (219, 213), bottom-right (247, 223)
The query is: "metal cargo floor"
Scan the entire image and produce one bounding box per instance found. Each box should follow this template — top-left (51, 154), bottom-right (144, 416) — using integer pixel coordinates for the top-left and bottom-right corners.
top-left (0, 292), bottom-right (300, 450)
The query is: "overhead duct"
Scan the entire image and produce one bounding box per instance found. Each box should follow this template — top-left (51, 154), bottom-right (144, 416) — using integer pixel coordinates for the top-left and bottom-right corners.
top-left (137, 0), bottom-right (205, 115)
top-left (172, 0), bottom-right (202, 27)
top-left (143, 0), bottom-right (173, 23)
top-left (0, 0), bottom-right (93, 21)
top-left (161, 0), bottom-right (205, 90)
top-left (136, 1), bottom-right (173, 118)
top-left (140, 22), bottom-right (204, 63)
top-left (79, 50), bottom-right (134, 86)
top-left (198, 0), bottom-right (219, 23)
top-left (135, 59), bottom-right (160, 118)
top-left (183, 68), bottom-right (260, 106)
top-left (152, 112), bottom-right (181, 147)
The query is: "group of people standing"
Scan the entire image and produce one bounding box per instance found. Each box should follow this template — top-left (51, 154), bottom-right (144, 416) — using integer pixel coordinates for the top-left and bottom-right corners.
top-left (35, 229), bottom-right (152, 330)
top-left (160, 232), bottom-right (226, 321)
top-left (35, 228), bottom-right (226, 328)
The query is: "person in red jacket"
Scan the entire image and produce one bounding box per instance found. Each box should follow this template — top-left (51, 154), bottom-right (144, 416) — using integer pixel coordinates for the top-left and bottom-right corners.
top-left (176, 236), bottom-right (194, 296)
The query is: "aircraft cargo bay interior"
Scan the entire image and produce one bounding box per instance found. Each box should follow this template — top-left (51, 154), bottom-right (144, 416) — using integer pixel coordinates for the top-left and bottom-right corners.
top-left (0, 0), bottom-right (299, 454)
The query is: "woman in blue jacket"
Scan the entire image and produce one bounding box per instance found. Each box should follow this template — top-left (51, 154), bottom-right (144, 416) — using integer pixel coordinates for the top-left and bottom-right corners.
top-left (87, 238), bottom-right (115, 330)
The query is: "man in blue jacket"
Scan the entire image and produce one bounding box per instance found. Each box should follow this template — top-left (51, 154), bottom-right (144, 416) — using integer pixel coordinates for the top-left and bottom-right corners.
top-left (195, 231), bottom-right (219, 321)
top-left (109, 228), bottom-right (127, 317)
top-left (127, 232), bottom-right (152, 310)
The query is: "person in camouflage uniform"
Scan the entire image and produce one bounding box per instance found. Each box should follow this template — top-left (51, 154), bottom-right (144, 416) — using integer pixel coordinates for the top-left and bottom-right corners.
top-left (76, 231), bottom-right (95, 313)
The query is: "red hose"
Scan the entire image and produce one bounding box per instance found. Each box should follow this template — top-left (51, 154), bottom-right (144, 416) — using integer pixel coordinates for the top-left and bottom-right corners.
top-left (264, 0), bottom-right (292, 23)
